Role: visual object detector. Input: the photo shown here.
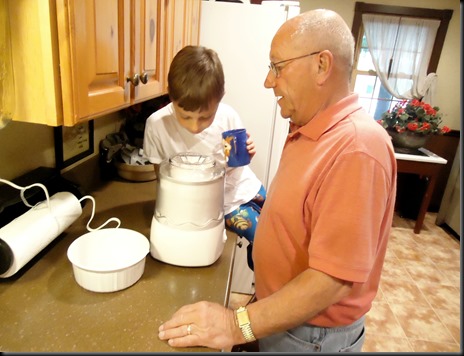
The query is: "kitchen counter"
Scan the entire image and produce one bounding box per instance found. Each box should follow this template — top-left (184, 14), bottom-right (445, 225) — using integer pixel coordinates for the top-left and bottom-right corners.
top-left (0, 179), bottom-right (236, 352)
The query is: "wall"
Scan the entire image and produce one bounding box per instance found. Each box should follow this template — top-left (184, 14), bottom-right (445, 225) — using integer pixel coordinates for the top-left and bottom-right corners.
top-left (298, 0), bottom-right (461, 131)
top-left (0, 112), bottom-right (124, 181)
top-left (436, 141), bottom-right (460, 235)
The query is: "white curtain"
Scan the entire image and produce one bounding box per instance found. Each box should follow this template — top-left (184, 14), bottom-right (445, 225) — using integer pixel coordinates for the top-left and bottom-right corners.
top-left (362, 14), bottom-right (440, 105)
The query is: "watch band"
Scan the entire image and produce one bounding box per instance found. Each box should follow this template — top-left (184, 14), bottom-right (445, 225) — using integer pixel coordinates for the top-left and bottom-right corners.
top-left (235, 306), bottom-right (256, 342)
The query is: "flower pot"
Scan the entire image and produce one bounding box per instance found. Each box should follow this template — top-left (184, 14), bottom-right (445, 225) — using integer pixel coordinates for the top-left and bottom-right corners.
top-left (386, 129), bottom-right (432, 149)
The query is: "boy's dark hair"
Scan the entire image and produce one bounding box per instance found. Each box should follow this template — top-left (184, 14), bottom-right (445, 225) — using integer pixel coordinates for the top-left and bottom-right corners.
top-left (167, 45), bottom-right (225, 112)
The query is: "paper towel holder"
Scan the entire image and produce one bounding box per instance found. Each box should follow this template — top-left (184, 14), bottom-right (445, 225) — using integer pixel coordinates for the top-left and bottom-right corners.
top-left (0, 178), bottom-right (121, 278)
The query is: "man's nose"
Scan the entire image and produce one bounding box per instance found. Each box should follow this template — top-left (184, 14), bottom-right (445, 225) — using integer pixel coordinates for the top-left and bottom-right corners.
top-left (264, 71), bottom-right (275, 88)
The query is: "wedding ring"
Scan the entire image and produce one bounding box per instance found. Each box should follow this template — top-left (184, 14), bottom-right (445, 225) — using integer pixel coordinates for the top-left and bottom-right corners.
top-left (187, 324), bottom-right (192, 336)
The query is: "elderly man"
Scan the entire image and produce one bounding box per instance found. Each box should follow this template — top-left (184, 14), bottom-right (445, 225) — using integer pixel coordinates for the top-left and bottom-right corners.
top-left (158, 9), bottom-right (397, 353)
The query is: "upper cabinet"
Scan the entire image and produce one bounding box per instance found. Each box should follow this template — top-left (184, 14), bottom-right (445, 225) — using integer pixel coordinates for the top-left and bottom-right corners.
top-left (7, 0), bottom-right (200, 127)
top-left (56, 0), bottom-right (134, 125)
top-left (130, 0), bottom-right (166, 105)
top-left (164, 0), bottom-right (201, 92)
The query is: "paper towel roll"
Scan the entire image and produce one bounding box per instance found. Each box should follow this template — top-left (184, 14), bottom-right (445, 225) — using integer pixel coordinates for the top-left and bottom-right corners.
top-left (0, 191), bottom-right (82, 278)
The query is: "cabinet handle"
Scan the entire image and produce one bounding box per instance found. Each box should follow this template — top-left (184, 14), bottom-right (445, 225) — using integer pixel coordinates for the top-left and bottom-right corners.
top-left (139, 72), bottom-right (148, 84)
top-left (126, 73), bottom-right (140, 87)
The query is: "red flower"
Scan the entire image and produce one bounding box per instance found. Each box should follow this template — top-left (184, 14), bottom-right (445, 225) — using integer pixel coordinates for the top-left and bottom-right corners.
top-left (441, 126), bottom-right (451, 133)
top-left (380, 98), bottom-right (449, 135)
top-left (420, 122), bottom-right (431, 131)
top-left (410, 99), bottom-right (421, 106)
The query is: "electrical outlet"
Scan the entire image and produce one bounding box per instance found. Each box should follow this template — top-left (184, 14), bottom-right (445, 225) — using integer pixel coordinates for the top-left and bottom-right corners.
top-left (62, 124), bottom-right (90, 161)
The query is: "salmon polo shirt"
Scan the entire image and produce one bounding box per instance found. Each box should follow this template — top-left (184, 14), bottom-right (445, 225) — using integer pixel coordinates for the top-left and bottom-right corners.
top-left (253, 93), bottom-right (397, 327)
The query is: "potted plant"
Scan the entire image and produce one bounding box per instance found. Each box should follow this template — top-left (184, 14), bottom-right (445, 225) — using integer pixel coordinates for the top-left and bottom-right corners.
top-left (377, 99), bottom-right (450, 149)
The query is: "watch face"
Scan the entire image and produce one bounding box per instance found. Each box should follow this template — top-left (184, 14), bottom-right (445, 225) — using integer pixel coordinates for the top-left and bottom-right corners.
top-left (236, 307), bottom-right (256, 342)
top-left (236, 307), bottom-right (250, 325)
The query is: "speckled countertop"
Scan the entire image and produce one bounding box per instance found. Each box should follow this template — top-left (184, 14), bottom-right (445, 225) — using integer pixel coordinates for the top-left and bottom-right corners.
top-left (0, 178), bottom-right (236, 352)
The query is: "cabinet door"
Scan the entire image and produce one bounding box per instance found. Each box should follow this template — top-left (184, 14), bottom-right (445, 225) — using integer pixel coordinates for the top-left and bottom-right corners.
top-left (8, 0), bottom-right (63, 126)
top-left (131, 0), bottom-right (166, 104)
top-left (163, 0), bottom-right (185, 92)
top-left (184, 0), bottom-right (201, 48)
top-left (163, 0), bottom-right (201, 92)
top-left (58, 0), bottom-right (131, 126)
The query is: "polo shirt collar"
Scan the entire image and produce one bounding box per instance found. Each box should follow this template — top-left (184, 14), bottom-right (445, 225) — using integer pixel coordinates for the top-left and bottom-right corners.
top-left (289, 93), bottom-right (363, 141)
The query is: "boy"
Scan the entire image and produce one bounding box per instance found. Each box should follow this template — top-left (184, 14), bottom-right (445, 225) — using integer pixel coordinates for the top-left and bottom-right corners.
top-left (143, 45), bottom-right (265, 270)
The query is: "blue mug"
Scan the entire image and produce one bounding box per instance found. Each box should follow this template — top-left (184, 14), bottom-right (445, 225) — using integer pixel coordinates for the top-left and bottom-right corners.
top-left (222, 128), bottom-right (251, 167)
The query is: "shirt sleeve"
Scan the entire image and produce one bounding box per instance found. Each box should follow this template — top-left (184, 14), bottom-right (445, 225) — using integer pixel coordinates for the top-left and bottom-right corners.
top-left (143, 112), bottom-right (167, 164)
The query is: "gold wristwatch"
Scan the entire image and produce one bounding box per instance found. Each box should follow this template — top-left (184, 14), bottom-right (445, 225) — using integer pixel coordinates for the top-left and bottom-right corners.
top-left (235, 306), bottom-right (256, 342)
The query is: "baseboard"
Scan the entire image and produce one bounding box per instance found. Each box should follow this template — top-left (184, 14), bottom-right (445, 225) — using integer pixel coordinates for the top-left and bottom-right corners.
top-left (439, 223), bottom-right (460, 241)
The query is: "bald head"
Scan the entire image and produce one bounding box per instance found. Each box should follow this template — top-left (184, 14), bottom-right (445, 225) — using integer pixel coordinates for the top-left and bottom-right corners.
top-left (276, 9), bottom-right (355, 78)
top-left (265, 9), bottom-right (356, 125)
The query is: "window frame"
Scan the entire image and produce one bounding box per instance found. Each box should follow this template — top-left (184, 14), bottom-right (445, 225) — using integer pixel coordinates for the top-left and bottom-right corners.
top-left (350, 2), bottom-right (453, 100)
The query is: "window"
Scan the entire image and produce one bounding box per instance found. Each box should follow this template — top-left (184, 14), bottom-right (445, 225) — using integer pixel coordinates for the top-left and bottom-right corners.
top-left (350, 2), bottom-right (452, 119)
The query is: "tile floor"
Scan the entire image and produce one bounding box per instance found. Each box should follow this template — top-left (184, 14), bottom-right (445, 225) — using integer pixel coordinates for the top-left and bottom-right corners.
top-left (228, 212), bottom-right (461, 352)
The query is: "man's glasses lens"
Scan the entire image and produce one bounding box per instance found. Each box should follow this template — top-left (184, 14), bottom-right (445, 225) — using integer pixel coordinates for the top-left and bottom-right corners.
top-left (268, 63), bottom-right (278, 76)
top-left (268, 51), bottom-right (322, 78)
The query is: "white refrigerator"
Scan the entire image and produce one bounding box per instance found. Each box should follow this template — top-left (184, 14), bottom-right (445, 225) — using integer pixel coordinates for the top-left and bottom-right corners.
top-left (199, 0), bottom-right (300, 293)
top-left (199, 0), bottom-right (299, 190)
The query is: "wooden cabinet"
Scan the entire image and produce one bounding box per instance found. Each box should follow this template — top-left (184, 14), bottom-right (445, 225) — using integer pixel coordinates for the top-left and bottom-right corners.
top-left (163, 0), bottom-right (201, 92)
top-left (130, 0), bottom-right (166, 105)
top-left (56, 0), bottom-right (133, 125)
top-left (8, 0), bottom-right (200, 127)
top-left (8, 0), bottom-right (63, 126)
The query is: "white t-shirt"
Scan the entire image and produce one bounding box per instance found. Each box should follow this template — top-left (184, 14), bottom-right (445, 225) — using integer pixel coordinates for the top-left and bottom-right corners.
top-left (143, 102), bottom-right (262, 214)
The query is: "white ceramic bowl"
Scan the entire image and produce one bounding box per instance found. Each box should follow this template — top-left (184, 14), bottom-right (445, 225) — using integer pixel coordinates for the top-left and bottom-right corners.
top-left (67, 228), bottom-right (150, 293)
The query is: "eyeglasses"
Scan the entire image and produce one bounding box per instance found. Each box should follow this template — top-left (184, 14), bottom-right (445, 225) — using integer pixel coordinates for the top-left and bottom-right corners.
top-left (268, 51), bottom-right (322, 77)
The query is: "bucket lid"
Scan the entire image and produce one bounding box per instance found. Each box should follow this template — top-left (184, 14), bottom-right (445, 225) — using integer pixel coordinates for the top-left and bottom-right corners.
top-left (169, 153), bottom-right (216, 170)
top-left (160, 153), bottom-right (224, 183)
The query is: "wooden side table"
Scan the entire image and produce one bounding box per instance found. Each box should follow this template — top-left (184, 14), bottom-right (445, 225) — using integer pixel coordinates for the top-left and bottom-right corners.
top-left (395, 148), bottom-right (447, 234)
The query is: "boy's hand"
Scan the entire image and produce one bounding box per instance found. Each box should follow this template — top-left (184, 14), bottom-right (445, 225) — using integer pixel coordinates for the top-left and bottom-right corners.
top-left (246, 132), bottom-right (256, 160)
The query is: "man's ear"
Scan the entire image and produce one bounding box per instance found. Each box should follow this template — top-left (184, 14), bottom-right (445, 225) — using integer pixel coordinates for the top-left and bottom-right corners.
top-left (316, 50), bottom-right (333, 84)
